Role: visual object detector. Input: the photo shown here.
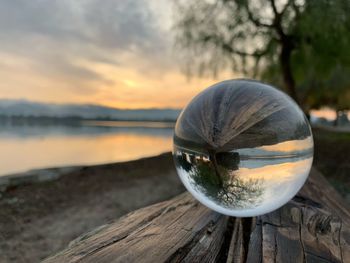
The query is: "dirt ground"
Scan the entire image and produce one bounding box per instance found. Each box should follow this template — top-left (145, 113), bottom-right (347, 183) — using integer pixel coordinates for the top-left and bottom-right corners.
top-left (0, 153), bottom-right (185, 263)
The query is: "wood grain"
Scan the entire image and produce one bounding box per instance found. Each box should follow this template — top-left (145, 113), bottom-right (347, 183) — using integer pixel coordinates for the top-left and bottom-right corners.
top-left (44, 193), bottom-right (229, 263)
top-left (174, 80), bottom-right (312, 152)
top-left (44, 168), bottom-right (349, 263)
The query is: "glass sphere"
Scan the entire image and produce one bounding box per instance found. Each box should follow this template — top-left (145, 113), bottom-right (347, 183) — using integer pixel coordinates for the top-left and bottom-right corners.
top-left (173, 79), bottom-right (313, 217)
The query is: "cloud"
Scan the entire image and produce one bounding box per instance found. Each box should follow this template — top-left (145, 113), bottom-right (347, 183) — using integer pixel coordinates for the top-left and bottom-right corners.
top-left (0, 0), bottom-right (233, 109)
top-left (0, 0), bottom-right (166, 50)
top-left (0, 0), bottom-right (172, 82)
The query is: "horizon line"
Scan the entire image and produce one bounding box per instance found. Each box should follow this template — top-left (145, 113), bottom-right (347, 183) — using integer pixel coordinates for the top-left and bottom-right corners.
top-left (0, 98), bottom-right (183, 111)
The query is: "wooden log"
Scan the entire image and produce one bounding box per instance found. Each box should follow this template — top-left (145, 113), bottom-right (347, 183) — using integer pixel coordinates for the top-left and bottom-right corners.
top-left (245, 168), bottom-right (350, 263)
top-left (44, 168), bottom-right (349, 263)
top-left (174, 80), bottom-right (312, 152)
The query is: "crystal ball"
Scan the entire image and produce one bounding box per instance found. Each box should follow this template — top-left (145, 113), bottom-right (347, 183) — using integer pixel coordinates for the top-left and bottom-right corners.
top-left (173, 79), bottom-right (313, 217)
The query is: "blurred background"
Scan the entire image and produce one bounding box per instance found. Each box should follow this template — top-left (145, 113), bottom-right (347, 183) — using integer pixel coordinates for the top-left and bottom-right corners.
top-left (0, 0), bottom-right (349, 262)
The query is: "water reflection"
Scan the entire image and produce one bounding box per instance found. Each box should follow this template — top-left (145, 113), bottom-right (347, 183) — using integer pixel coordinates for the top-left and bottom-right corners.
top-left (0, 121), bottom-right (174, 138)
top-left (174, 137), bottom-right (313, 216)
top-left (0, 121), bottom-right (173, 176)
top-left (174, 150), bottom-right (264, 209)
top-left (82, 120), bottom-right (175, 129)
top-left (173, 80), bottom-right (314, 216)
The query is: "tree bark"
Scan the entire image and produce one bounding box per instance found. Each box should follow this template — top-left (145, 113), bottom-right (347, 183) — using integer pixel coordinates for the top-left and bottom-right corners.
top-left (280, 41), bottom-right (299, 105)
top-left (44, 168), bottom-right (350, 263)
top-left (208, 150), bottom-right (224, 187)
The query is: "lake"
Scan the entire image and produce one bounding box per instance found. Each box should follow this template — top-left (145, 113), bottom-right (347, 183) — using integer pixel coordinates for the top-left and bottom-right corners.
top-left (0, 121), bottom-right (174, 176)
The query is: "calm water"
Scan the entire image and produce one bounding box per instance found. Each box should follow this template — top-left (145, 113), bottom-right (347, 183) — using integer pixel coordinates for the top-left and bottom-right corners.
top-left (174, 137), bottom-right (313, 217)
top-left (0, 121), bottom-right (174, 176)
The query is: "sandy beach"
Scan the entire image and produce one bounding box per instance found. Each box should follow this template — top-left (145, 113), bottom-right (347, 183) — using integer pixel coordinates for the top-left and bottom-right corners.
top-left (0, 153), bottom-right (184, 263)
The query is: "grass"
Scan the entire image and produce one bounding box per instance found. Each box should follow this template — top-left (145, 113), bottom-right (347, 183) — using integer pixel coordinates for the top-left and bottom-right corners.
top-left (312, 127), bottom-right (350, 198)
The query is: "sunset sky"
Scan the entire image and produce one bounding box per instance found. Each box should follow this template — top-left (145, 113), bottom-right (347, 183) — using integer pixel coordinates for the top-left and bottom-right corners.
top-left (0, 0), bottom-right (235, 109)
top-left (0, 0), bottom-right (343, 121)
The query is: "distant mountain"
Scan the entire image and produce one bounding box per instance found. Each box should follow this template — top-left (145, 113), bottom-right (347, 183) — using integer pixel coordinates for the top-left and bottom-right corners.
top-left (0, 99), bottom-right (181, 121)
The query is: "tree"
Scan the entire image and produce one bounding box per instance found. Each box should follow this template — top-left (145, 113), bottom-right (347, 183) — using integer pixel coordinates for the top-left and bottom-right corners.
top-left (174, 0), bottom-right (350, 112)
top-left (187, 158), bottom-right (264, 209)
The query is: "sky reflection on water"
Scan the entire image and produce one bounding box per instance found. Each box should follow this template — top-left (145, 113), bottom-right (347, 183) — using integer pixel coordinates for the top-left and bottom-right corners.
top-left (0, 121), bottom-right (173, 176)
top-left (174, 136), bottom-right (313, 217)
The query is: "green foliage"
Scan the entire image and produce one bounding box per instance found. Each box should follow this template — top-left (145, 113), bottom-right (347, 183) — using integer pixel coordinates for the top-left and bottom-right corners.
top-left (175, 153), bottom-right (193, 172)
top-left (191, 161), bottom-right (222, 197)
top-left (174, 0), bottom-right (277, 77)
top-left (264, 0), bottom-right (350, 109)
top-left (174, 0), bottom-right (350, 110)
top-left (188, 160), bottom-right (264, 209)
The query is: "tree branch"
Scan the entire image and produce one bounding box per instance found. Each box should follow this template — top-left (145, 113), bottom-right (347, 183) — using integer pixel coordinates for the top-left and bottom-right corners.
top-left (199, 33), bottom-right (256, 57)
top-left (291, 0), bottom-right (302, 20)
top-left (268, 0), bottom-right (286, 39)
top-left (280, 0), bottom-right (294, 16)
top-left (221, 42), bottom-right (268, 58)
top-left (270, 0), bottom-right (279, 16)
top-left (244, 1), bottom-right (274, 28)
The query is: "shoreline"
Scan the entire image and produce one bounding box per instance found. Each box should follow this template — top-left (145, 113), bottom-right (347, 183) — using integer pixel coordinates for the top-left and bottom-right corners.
top-left (0, 152), bottom-right (173, 192)
top-left (0, 152), bottom-right (185, 263)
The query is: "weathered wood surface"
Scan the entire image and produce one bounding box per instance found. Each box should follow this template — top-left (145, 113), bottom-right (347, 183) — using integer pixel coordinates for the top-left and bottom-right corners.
top-left (45, 168), bottom-right (350, 263)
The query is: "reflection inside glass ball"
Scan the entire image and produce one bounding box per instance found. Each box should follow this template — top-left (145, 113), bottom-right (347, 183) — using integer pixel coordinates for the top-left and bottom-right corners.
top-left (173, 79), bottom-right (313, 217)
